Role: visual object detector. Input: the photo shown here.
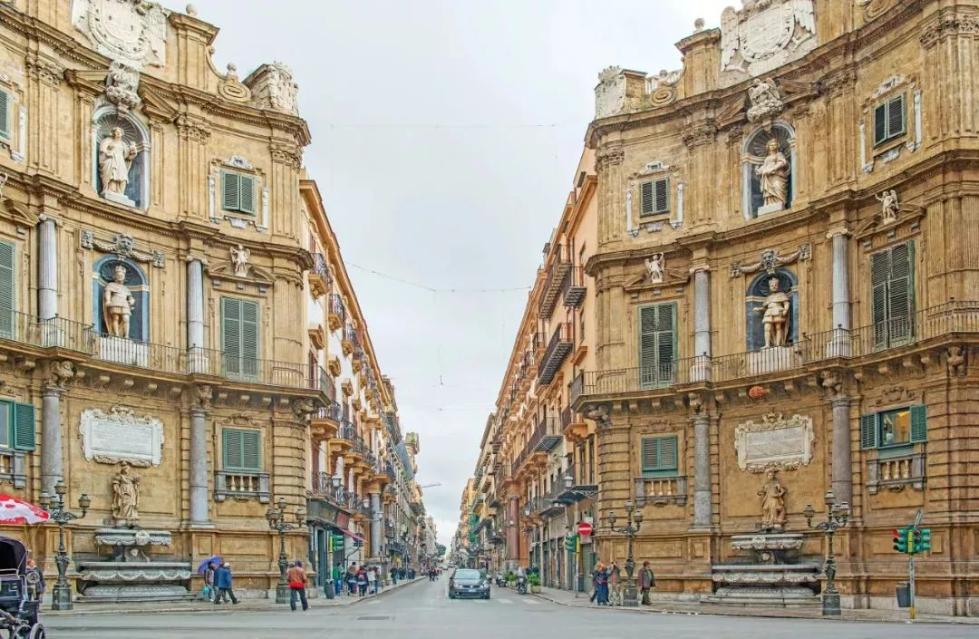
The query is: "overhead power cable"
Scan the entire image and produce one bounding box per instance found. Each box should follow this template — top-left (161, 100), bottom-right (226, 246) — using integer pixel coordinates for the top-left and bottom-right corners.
top-left (347, 262), bottom-right (531, 294)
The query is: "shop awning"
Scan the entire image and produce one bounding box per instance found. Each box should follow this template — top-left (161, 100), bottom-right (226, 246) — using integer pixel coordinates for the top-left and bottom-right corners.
top-left (336, 527), bottom-right (366, 543)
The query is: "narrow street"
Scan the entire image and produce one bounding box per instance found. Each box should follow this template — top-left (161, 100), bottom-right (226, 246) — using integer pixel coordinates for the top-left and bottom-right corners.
top-left (45, 578), bottom-right (978, 639)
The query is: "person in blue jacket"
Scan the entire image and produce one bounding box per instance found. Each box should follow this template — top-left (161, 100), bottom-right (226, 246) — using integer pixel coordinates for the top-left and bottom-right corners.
top-left (213, 561), bottom-right (239, 604)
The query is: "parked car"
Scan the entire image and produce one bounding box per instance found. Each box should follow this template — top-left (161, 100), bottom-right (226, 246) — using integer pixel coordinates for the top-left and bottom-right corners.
top-left (448, 568), bottom-right (490, 600)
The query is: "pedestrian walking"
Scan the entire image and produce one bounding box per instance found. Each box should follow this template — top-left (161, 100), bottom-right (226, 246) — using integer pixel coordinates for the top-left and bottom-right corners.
top-left (346, 562), bottom-right (358, 595)
top-left (332, 562), bottom-right (343, 595)
top-left (608, 561), bottom-right (621, 606)
top-left (25, 558), bottom-right (44, 604)
top-left (202, 561), bottom-right (216, 601)
top-left (367, 566), bottom-right (379, 594)
top-left (592, 562), bottom-right (609, 606)
top-left (356, 566), bottom-right (368, 596)
top-left (639, 561), bottom-right (656, 605)
top-left (213, 562), bottom-right (239, 604)
top-left (287, 560), bottom-right (309, 611)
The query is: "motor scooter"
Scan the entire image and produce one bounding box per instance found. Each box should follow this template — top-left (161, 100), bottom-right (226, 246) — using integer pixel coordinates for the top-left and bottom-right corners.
top-left (516, 575), bottom-right (527, 595)
top-left (495, 574), bottom-right (506, 587)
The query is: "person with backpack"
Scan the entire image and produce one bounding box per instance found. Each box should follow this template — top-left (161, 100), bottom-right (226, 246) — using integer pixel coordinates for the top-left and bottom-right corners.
top-left (286, 560), bottom-right (309, 611)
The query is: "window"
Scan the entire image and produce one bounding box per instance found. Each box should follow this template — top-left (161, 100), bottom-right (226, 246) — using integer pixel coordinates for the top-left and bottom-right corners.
top-left (0, 401), bottom-right (35, 451)
top-left (860, 405), bottom-right (926, 449)
top-left (640, 178), bottom-right (669, 216)
top-left (638, 302), bottom-right (676, 388)
top-left (221, 297), bottom-right (259, 379)
top-left (221, 170), bottom-right (256, 214)
top-left (641, 435), bottom-right (677, 476)
top-left (874, 94), bottom-right (906, 146)
top-left (0, 90), bottom-right (9, 139)
top-left (0, 241), bottom-right (14, 338)
top-left (222, 428), bottom-right (261, 471)
top-left (871, 241), bottom-right (915, 348)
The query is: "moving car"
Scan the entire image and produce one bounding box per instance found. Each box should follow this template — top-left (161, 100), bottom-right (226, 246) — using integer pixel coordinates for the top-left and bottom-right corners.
top-left (448, 568), bottom-right (490, 600)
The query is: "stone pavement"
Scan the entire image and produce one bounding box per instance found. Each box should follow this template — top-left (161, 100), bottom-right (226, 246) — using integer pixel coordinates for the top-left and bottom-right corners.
top-left (532, 586), bottom-right (979, 625)
top-left (44, 576), bottom-right (425, 616)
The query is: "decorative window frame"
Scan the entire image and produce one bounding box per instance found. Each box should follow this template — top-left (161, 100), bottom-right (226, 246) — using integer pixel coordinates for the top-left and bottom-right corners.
top-left (0, 72), bottom-right (26, 163)
top-left (625, 161), bottom-right (683, 237)
top-left (208, 155), bottom-right (269, 232)
top-left (859, 75), bottom-right (921, 174)
top-left (91, 103), bottom-right (151, 211)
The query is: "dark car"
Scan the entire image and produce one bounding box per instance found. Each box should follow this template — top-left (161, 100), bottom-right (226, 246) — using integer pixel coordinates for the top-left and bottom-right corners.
top-left (448, 568), bottom-right (489, 600)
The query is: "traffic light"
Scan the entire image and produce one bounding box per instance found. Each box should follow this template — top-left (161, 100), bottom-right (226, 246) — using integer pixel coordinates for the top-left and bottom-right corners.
top-left (915, 528), bottom-right (932, 553)
top-left (893, 527), bottom-right (908, 553)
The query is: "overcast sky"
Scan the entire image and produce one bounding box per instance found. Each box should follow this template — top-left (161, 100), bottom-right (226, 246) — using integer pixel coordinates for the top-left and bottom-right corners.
top-left (184, 0), bottom-right (732, 547)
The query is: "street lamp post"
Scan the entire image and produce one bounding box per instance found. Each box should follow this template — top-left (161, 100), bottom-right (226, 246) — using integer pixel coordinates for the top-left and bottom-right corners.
top-left (266, 497), bottom-right (305, 604)
top-left (605, 500), bottom-right (644, 607)
top-left (38, 480), bottom-right (91, 611)
top-left (803, 490), bottom-right (850, 617)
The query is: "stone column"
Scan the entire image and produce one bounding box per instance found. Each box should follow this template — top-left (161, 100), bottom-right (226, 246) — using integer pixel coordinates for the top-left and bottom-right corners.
top-left (38, 217), bottom-right (58, 320)
top-left (692, 266), bottom-right (711, 382)
top-left (831, 396), bottom-right (852, 506)
top-left (692, 413), bottom-right (712, 529)
top-left (828, 229), bottom-right (851, 357)
top-left (189, 388), bottom-right (211, 525)
top-left (40, 385), bottom-right (63, 495)
top-left (186, 259), bottom-right (205, 372)
top-left (370, 491), bottom-right (382, 558)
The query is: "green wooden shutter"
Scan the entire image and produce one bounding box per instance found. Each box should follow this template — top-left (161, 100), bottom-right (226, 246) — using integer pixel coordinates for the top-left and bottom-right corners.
top-left (888, 242), bottom-right (914, 343)
top-left (871, 249), bottom-right (891, 348)
top-left (640, 181), bottom-right (654, 215)
top-left (0, 241), bottom-right (14, 338)
top-left (888, 95), bottom-right (905, 139)
top-left (641, 436), bottom-right (677, 474)
top-left (0, 91), bottom-right (9, 138)
top-left (240, 300), bottom-right (259, 378)
top-left (639, 306), bottom-right (658, 387)
top-left (653, 178), bottom-right (669, 213)
top-left (910, 404), bottom-right (927, 443)
top-left (640, 437), bottom-right (657, 471)
top-left (658, 435), bottom-right (677, 471)
top-left (222, 297), bottom-right (242, 376)
top-left (656, 303), bottom-right (676, 382)
top-left (241, 430), bottom-right (261, 470)
top-left (223, 428), bottom-right (242, 469)
top-left (12, 402), bottom-right (35, 451)
top-left (860, 414), bottom-right (878, 449)
top-left (238, 175), bottom-right (255, 214)
top-left (873, 103), bottom-right (887, 145)
top-left (221, 171), bottom-right (240, 211)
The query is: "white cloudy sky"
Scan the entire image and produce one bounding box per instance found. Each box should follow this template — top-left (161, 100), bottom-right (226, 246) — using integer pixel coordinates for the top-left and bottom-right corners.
top-left (185, 0), bottom-right (732, 546)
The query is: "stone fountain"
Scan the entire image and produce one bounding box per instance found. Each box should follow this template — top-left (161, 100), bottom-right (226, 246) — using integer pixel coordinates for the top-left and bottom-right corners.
top-left (76, 464), bottom-right (193, 602)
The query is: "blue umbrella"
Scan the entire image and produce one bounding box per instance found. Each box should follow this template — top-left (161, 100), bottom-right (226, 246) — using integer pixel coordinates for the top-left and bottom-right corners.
top-left (197, 555), bottom-right (222, 575)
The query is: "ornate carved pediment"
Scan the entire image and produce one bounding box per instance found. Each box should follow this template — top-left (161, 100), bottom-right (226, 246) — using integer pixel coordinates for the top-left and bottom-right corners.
top-left (218, 64), bottom-right (252, 104)
top-left (208, 262), bottom-right (273, 287)
top-left (734, 412), bottom-right (814, 473)
top-left (729, 243), bottom-right (811, 277)
top-left (625, 252), bottom-right (691, 292)
top-left (719, 0), bottom-right (817, 87)
top-left (1, 198), bottom-right (38, 234)
top-left (79, 229), bottom-right (164, 267)
top-left (868, 385), bottom-right (921, 408)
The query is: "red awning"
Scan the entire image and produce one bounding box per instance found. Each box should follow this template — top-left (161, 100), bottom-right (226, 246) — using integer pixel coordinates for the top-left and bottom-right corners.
top-left (336, 527), bottom-right (365, 543)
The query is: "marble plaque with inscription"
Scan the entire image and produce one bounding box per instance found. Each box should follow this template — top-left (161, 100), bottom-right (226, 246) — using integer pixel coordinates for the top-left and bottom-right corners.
top-left (80, 406), bottom-right (164, 467)
top-left (734, 413), bottom-right (813, 473)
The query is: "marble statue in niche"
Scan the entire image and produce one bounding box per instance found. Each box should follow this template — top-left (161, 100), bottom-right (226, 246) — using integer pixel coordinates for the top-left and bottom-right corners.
top-left (876, 189), bottom-right (900, 224)
top-left (99, 127), bottom-right (138, 199)
top-left (758, 468), bottom-right (787, 531)
top-left (230, 244), bottom-right (251, 277)
top-left (112, 462), bottom-right (140, 526)
top-left (102, 264), bottom-right (136, 338)
top-left (755, 139), bottom-right (789, 211)
top-left (754, 275), bottom-right (791, 348)
top-left (645, 253), bottom-right (665, 283)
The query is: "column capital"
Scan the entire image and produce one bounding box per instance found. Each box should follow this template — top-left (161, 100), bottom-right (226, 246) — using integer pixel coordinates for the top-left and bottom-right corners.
top-left (690, 263), bottom-right (710, 275)
top-left (826, 225), bottom-right (850, 239)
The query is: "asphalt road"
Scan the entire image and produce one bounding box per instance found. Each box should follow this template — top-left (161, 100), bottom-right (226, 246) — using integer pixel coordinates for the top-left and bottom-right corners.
top-left (44, 578), bottom-right (978, 639)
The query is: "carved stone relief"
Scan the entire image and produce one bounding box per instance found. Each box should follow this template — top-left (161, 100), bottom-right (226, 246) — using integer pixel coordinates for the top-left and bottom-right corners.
top-left (734, 412), bottom-right (814, 472)
top-left (71, 0), bottom-right (168, 68)
top-left (720, 0), bottom-right (817, 87)
top-left (245, 62), bottom-right (299, 116)
top-left (80, 406), bottom-right (165, 467)
top-left (729, 244), bottom-right (811, 278)
top-left (79, 230), bottom-right (164, 268)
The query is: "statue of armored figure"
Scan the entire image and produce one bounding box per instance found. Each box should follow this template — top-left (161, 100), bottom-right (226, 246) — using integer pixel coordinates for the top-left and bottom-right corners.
top-left (755, 276), bottom-right (791, 348)
top-left (102, 264), bottom-right (135, 339)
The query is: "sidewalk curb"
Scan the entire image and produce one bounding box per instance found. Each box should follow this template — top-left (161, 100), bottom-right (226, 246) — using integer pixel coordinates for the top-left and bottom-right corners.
top-left (529, 591), bottom-right (975, 626)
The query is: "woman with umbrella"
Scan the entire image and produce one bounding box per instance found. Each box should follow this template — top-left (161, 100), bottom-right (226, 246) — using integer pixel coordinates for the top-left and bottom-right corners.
top-left (196, 556), bottom-right (222, 601)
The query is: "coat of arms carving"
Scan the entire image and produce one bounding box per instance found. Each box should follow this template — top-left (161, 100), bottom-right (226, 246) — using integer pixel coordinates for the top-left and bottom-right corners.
top-left (720, 0), bottom-right (817, 87)
top-left (71, 0), bottom-right (168, 68)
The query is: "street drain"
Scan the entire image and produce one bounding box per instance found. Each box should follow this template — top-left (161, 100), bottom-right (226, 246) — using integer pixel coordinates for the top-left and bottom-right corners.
top-left (357, 615), bottom-right (392, 621)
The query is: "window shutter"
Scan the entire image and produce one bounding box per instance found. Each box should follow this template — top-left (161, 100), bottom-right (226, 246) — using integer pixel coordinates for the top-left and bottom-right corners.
top-left (640, 181), bottom-right (654, 215)
top-left (910, 404), bottom-right (927, 443)
top-left (0, 91), bottom-right (9, 138)
top-left (221, 171), bottom-right (240, 211)
top-left (222, 298), bottom-right (241, 376)
top-left (656, 303), bottom-right (676, 382)
top-left (654, 178), bottom-right (669, 213)
top-left (640, 438), bottom-right (657, 472)
top-left (639, 306), bottom-right (658, 387)
top-left (239, 175), bottom-right (255, 214)
top-left (0, 241), bottom-right (14, 339)
top-left (873, 103), bottom-right (887, 145)
top-left (240, 300), bottom-right (259, 378)
top-left (860, 414), bottom-right (878, 449)
top-left (13, 402), bottom-right (35, 451)
top-left (888, 242), bottom-right (914, 343)
top-left (658, 435), bottom-right (678, 470)
top-left (888, 95), bottom-right (905, 139)
top-left (223, 428), bottom-right (242, 469)
top-left (871, 250), bottom-right (890, 347)
top-left (241, 430), bottom-right (261, 470)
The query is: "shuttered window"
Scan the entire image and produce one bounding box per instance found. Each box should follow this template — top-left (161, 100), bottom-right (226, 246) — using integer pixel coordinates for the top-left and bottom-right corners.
top-left (641, 435), bottom-right (678, 476)
top-left (0, 241), bottom-right (13, 339)
top-left (222, 428), bottom-right (261, 471)
top-left (640, 178), bottom-right (669, 216)
top-left (871, 241), bottom-right (915, 349)
top-left (0, 400), bottom-right (35, 451)
top-left (0, 91), bottom-right (9, 139)
top-left (860, 405), bottom-right (926, 449)
top-left (873, 94), bottom-right (906, 146)
top-left (221, 297), bottom-right (259, 379)
top-left (639, 302), bottom-right (676, 388)
top-left (221, 171), bottom-right (256, 214)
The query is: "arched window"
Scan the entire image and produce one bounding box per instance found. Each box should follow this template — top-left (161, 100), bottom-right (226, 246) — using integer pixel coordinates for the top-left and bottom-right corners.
top-left (92, 106), bottom-right (150, 209)
top-left (742, 124), bottom-right (796, 219)
top-left (92, 256), bottom-right (149, 342)
top-left (745, 269), bottom-right (798, 352)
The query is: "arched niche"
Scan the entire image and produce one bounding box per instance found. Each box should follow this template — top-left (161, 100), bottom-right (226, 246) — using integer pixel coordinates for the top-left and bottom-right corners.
top-left (92, 256), bottom-right (149, 343)
top-left (745, 269), bottom-right (798, 352)
top-left (742, 123), bottom-right (796, 219)
top-left (92, 105), bottom-right (150, 209)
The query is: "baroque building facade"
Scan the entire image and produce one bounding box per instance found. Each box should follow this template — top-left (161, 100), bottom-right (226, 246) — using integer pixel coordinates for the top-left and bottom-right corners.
top-left (462, 0), bottom-right (979, 616)
top-left (0, 0), bottom-right (428, 600)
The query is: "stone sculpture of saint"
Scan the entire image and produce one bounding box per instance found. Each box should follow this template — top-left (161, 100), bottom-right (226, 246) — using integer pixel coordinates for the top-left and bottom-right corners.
top-left (645, 253), bottom-right (665, 283)
top-left (755, 138), bottom-right (789, 210)
top-left (98, 127), bottom-right (138, 197)
top-left (112, 462), bottom-right (140, 526)
top-left (758, 468), bottom-right (787, 531)
top-left (755, 276), bottom-right (790, 348)
top-left (102, 264), bottom-right (135, 339)
top-left (230, 244), bottom-right (250, 277)
top-left (876, 189), bottom-right (899, 224)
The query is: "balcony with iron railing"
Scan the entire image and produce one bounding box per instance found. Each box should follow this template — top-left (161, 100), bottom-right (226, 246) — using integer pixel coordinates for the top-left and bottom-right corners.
top-left (575, 302), bottom-right (979, 402)
top-left (561, 265), bottom-right (586, 309)
top-left (538, 244), bottom-right (571, 318)
top-left (308, 252), bottom-right (332, 298)
top-left (328, 294), bottom-right (346, 331)
top-left (538, 322), bottom-right (573, 385)
top-left (342, 324), bottom-right (360, 356)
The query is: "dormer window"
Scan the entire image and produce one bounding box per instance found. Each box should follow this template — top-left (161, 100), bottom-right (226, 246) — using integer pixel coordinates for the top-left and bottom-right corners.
top-left (640, 178), bottom-right (669, 216)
